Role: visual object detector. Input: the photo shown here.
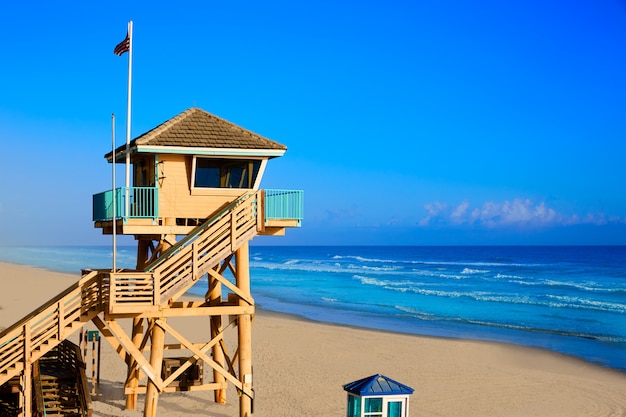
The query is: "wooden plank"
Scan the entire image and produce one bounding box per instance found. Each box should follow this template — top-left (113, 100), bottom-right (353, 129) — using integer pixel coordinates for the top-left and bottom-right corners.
top-left (207, 268), bottom-right (254, 306)
top-left (91, 317), bottom-right (164, 392)
top-left (125, 382), bottom-right (226, 395)
top-left (23, 323), bottom-right (31, 417)
top-left (155, 320), bottom-right (244, 393)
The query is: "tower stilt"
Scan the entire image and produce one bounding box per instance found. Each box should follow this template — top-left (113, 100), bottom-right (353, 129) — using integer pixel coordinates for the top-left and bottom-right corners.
top-left (236, 243), bottom-right (253, 417)
top-left (143, 319), bottom-right (166, 417)
top-left (209, 265), bottom-right (227, 404)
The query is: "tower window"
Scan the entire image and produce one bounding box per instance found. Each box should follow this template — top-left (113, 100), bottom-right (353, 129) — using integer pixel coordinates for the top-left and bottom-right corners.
top-left (193, 158), bottom-right (261, 189)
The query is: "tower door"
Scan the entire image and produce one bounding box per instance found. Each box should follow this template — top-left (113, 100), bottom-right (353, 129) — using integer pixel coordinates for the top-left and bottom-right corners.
top-left (134, 156), bottom-right (156, 187)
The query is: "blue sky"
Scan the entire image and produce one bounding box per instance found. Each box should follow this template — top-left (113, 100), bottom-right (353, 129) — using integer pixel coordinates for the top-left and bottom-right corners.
top-left (1, 0), bottom-right (625, 246)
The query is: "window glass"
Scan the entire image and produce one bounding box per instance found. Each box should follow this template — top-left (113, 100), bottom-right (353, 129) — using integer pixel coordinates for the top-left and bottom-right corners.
top-left (364, 397), bottom-right (383, 416)
top-left (195, 159), bottom-right (221, 188)
top-left (388, 401), bottom-right (403, 417)
top-left (347, 395), bottom-right (361, 417)
top-left (194, 158), bottom-right (261, 189)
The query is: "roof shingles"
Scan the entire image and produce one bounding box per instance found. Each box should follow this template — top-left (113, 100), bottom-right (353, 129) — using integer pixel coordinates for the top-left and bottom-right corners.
top-left (138, 108), bottom-right (286, 150)
top-left (107, 107), bottom-right (286, 158)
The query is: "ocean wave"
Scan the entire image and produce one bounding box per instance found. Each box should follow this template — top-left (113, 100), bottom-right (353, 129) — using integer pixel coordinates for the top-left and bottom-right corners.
top-left (352, 275), bottom-right (450, 289)
top-left (546, 295), bottom-right (626, 314)
top-left (253, 259), bottom-right (468, 280)
top-left (461, 268), bottom-right (489, 274)
top-left (331, 254), bottom-right (537, 268)
top-left (394, 306), bottom-right (626, 343)
top-left (500, 276), bottom-right (625, 294)
top-left (357, 278), bottom-right (626, 314)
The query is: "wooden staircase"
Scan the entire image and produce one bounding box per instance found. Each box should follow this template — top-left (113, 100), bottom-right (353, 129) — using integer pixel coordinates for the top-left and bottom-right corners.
top-left (33, 340), bottom-right (91, 417)
top-left (0, 191), bottom-right (263, 415)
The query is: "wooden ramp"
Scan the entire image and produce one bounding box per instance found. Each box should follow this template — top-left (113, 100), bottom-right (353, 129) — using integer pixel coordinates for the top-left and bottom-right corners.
top-left (0, 191), bottom-right (262, 417)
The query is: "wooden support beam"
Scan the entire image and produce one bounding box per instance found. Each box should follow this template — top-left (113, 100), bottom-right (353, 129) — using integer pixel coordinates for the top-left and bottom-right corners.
top-left (105, 304), bottom-right (254, 320)
top-left (236, 243), bottom-right (254, 417)
top-left (144, 319), bottom-right (166, 417)
top-left (207, 268), bottom-right (254, 306)
top-left (126, 382), bottom-right (227, 395)
top-left (209, 269), bottom-right (227, 405)
top-left (91, 316), bottom-right (164, 391)
top-left (155, 320), bottom-right (245, 393)
top-left (91, 316), bottom-right (127, 363)
top-left (125, 318), bottom-right (144, 410)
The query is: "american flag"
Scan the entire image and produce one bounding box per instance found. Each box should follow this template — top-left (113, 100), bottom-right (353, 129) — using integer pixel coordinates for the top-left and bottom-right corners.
top-left (113, 33), bottom-right (130, 56)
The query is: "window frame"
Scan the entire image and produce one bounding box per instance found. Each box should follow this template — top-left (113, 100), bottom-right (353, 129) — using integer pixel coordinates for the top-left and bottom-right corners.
top-left (191, 156), bottom-right (266, 192)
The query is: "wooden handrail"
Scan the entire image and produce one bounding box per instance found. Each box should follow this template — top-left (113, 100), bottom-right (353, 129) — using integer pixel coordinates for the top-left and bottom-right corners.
top-left (0, 272), bottom-right (102, 386)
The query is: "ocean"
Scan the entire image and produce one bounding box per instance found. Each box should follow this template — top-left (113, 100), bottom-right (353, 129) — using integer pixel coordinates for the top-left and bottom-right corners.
top-left (1, 245), bottom-right (625, 372)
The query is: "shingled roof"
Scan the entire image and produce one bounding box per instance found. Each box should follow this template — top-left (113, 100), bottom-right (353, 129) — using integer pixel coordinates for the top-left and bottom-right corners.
top-left (106, 107), bottom-right (286, 160)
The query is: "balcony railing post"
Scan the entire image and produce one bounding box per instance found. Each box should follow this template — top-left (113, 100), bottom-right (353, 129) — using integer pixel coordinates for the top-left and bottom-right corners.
top-left (93, 186), bottom-right (158, 221)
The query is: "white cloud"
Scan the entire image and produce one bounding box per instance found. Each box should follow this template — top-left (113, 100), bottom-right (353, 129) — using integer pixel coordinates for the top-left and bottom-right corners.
top-left (418, 198), bottom-right (623, 229)
top-left (450, 200), bottom-right (470, 224)
top-left (418, 201), bottom-right (448, 226)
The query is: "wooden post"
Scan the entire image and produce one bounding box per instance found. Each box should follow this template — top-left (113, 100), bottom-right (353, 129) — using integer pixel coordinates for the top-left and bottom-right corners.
top-left (23, 324), bottom-right (31, 417)
top-left (125, 318), bottom-right (144, 410)
top-left (144, 319), bottom-right (166, 417)
top-left (126, 239), bottom-right (151, 410)
top-left (137, 239), bottom-right (150, 270)
top-left (208, 267), bottom-right (226, 404)
top-left (236, 243), bottom-right (253, 417)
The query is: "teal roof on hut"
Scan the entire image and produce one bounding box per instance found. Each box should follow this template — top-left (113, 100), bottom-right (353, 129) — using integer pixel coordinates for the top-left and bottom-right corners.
top-left (343, 374), bottom-right (414, 396)
top-left (343, 374), bottom-right (414, 417)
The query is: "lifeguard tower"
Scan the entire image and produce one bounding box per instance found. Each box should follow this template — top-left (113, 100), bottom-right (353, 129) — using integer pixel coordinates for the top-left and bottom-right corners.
top-left (0, 107), bottom-right (303, 417)
top-left (343, 374), bottom-right (414, 417)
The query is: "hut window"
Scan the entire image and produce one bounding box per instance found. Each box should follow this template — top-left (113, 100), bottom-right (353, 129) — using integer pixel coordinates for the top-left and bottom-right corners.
top-left (364, 398), bottom-right (383, 417)
top-left (347, 394), bottom-right (361, 417)
top-left (193, 158), bottom-right (261, 189)
top-left (387, 401), bottom-right (402, 417)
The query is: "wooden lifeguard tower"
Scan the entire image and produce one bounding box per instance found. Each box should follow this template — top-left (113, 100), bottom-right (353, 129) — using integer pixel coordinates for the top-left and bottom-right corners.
top-left (343, 374), bottom-right (414, 417)
top-left (0, 107), bottom-right (303, 417)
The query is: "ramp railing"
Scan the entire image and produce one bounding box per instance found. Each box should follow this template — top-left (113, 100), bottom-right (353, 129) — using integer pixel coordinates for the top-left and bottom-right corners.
top-left (0, 271), bottom-right (101, 387)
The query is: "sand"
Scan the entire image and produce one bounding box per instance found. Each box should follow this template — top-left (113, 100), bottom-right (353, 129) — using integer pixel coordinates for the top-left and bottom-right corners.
top-left (2, 261), bottom-right (626, 417)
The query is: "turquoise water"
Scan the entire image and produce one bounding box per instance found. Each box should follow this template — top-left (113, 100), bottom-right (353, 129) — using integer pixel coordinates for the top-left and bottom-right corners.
top-left (1, 245), bottom-right (625, 372)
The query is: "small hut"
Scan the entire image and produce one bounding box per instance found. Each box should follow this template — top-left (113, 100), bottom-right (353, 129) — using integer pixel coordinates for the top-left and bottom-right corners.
top-left (343, 374), bottom-right (414, 417)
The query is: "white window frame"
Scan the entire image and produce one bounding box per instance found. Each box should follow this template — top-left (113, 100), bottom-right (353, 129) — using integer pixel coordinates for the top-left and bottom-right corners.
top-left (357, 395), bottom-right (409, 417)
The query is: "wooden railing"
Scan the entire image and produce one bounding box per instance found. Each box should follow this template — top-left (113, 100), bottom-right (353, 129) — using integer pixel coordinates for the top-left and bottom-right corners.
top-left (106, 191), bottom-right (261, 314)
top-left (0, 271), bottom-right (101, 387)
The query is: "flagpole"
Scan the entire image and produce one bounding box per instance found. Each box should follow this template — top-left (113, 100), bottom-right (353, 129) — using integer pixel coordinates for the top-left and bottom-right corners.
top-left (112, 113), bottom-right (117, 272)
top-left (124, 20), bottom-right (133, 218)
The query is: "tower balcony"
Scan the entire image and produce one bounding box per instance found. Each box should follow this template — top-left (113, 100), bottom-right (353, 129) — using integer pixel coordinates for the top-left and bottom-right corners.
top-left (92, 187), bottom-right (302, 236)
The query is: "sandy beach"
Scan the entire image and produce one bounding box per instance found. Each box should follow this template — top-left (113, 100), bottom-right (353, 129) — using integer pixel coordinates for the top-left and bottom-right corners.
top-left (2, 261), bottom-right (626, 417)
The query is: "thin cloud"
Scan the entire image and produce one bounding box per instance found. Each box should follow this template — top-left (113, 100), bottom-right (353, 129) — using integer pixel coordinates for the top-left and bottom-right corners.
top-left (418, 199), bottom-right (622, 229)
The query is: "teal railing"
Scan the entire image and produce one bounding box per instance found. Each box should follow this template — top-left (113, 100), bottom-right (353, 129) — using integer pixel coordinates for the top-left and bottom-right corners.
top-left (92, 187), bottom-right (303, 226)
top-left (92, 187), bottom-right (158, 221)
top-left (265, 189), bottom-right (303, 226)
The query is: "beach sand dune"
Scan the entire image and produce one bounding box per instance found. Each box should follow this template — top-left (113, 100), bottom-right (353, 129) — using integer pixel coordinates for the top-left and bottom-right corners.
top-left (2, 262), bottom-right (626, 417)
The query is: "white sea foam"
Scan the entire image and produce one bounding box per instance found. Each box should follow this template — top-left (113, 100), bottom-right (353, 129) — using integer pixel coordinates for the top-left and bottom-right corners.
top-left (546, 294), bottom-right (626, 313)
top-left (461, 268), bottom-right (489, 274)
